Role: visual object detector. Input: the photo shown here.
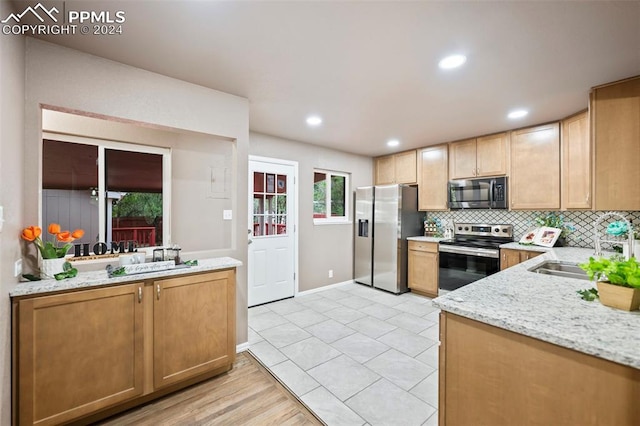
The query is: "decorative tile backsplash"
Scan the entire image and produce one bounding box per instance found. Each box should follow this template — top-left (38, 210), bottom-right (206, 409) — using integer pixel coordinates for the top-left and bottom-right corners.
top-left (425, 210), bottom-right (640, 248)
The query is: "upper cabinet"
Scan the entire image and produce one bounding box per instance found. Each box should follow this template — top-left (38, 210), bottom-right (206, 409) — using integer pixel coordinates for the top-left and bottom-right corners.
top-left (374, 150), bottom-right (417, 185)
top-left (592, 76), bottom-right (640, 211)
top-left (418, 144), bottom-right (449, 210)
top-left (561, 111), bottom-right (591, 209)
top-left (510, 123), bottom-right (560, 210)
top-left (449, 132), bottom-right (508, 179)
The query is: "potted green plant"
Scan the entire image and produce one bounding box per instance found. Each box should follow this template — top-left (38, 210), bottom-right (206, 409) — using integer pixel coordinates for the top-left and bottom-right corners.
top-left (579, 255), bottom-right (640, 311)
top-left (534, 212), bottom-right (574, 246)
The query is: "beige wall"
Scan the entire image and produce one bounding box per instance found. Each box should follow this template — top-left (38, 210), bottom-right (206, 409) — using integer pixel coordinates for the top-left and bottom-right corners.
top-left (0, 6), bottom-right (25, 424)
top-left (249, 132), bottom-right (373, 291)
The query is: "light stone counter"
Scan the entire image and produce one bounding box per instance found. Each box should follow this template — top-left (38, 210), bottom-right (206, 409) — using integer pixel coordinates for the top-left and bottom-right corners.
top-left (499, 241), bottom-right (554, 253)
top-left (10, 257), bottom-right (242, 298)
top-left (433, 247), bottom-right (640, 369)
top-left (407, 236), bottom-right (447, 243)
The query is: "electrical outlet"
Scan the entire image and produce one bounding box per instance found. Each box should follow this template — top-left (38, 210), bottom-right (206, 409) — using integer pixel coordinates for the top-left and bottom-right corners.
top-left (328, 269), bottom-right (333, 278)
top-left (223, 210), bottom-right (232, 220)
top-left (14, 259), bottom-right (22, 277)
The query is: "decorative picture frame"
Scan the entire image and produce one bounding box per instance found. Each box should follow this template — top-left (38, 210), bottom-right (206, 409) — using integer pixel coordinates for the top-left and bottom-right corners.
top-left (533, 227), bottom-right (562, 247)
top-left (519, 228), bottom-right (539, 244)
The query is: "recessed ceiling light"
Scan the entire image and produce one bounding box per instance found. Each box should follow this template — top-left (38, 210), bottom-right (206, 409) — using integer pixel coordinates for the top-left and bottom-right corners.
top-left (508, 109), bottom-right (529, 119)
top-left (438, 54), bottom-right (467, 70)
top-left (306, 116), bottom-right (322, 126)
top-left (387, 139), bottom-right (400, 147)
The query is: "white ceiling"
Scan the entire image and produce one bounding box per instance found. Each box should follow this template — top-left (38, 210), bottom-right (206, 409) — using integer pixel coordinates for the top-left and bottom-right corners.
top-left (31, 1), bottom-right (640, 157)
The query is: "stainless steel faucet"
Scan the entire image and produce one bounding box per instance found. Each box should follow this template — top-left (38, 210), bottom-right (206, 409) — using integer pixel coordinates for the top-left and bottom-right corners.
top-left (594, 212), bottom-right (634, 258)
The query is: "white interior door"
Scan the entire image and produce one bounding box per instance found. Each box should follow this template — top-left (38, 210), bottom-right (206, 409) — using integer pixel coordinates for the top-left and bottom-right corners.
top-left (248, 158), bottom-right (297, 307)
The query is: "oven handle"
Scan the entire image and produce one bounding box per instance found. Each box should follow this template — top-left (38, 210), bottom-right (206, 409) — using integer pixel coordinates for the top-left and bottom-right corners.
top-left (489, 179), bottom-right (495, 208)
top-left (439, 245), bottom-right (499, 259)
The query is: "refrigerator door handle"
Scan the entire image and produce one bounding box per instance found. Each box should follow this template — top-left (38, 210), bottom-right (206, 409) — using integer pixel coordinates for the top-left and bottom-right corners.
top-left (358, 219), bottom-right (369, 237)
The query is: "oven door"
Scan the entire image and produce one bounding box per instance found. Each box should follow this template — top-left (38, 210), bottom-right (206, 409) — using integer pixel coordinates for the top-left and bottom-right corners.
top-left (438, 246), bottom-right (500, 292)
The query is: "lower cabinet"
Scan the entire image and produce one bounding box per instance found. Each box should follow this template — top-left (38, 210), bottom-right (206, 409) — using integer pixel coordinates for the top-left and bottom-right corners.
top-left (13, 269), bottom-right (236, 426)
top-left (500, 248), bottom-right (542, 270)
top-left (408, 241), bottom-right (439, 298)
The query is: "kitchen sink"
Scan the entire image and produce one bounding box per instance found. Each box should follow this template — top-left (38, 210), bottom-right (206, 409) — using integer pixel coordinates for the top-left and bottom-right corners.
top-left (528, 261), bottom-right (590, 281)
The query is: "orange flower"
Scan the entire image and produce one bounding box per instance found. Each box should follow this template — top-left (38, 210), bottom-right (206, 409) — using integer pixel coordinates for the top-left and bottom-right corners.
top-left (71, 229), bottom-right (85, 239)
top-left (56, 231), bottom-right (73, 243)
top-left (48, 223), bottom-right (61, 235)
top-left (21, 226), bottom-right (42, 242)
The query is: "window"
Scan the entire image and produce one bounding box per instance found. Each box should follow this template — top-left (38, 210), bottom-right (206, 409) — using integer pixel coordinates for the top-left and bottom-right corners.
top-left (42, 134), bottom-right (170, 251)
top-left (313, 170), bottom-right (349, 224)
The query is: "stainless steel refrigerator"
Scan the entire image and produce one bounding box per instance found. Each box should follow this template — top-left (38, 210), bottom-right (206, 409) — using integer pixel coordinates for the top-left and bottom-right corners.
top-left (354, 184), bottom-right (423, 294)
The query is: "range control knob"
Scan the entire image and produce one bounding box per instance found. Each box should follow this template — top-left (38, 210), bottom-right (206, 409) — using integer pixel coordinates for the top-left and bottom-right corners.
top-left (502, 228), bottom-right (509, 233)
top-left (464, 227), bottom-right (469, 231)
top-left (458, 226), bottom-right (462, 231)
top-left (493, 227), bottom-right (500, 233)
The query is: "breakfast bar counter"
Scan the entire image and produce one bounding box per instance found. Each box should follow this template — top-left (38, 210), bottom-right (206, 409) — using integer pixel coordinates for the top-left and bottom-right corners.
top-left (433, 247), bottom-right (640, 425)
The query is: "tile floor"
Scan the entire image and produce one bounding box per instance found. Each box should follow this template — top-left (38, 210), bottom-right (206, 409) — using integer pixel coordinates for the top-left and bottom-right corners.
top-left (248, 282), bottom-right (440, 426)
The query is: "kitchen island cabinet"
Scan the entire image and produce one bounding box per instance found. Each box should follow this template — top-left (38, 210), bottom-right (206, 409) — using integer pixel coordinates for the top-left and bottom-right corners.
top-left (11, 259), bottom-right (240, 426)
top-left (434, 248), bottom-right (640, 425)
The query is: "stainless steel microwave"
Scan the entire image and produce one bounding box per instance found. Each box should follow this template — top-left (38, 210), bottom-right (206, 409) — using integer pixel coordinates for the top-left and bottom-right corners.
top-left (448, 177), bottom-right (508, 209)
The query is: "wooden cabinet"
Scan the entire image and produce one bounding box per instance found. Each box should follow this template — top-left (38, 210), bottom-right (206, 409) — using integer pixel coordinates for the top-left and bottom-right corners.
top-left (408, 241), bottom-right (439, 298)
top-left (13, 269), bottom-right (236, 426)
top-left (16, 283), bottom-right (145, 426)
top-left (418, 144), bottom-right (449, 210)
top-left (439, 312), bottom-right (640, 426)
top-left (592, 76), bottom-right (640, 211)
top-left (154, 271), bottom-right (236, 389)
top-left (374, 150), bottom-right (417, 184)
top-left (500, 248), bottom-right (542, 270)
top-left (449, 133), bottom-right (508, 179)
top-left (510, 123), bottom-right (560, 209)
top-left (561, 110), bottom-right (591, 209)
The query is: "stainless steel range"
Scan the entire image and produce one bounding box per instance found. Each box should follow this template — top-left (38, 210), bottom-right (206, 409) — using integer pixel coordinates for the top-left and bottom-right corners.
top-left (438, 223), bottom-right (513, 292)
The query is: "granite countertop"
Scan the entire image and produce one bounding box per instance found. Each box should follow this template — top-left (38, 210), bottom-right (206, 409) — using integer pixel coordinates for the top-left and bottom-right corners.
top-left (499, 241), bottom-right (553, 253)
top-left (407, 236), bottom-right (447, 243)
top-left (433, 247), bottom-right (640, 369)
top-left (10, 257), bottom-right (242, 298)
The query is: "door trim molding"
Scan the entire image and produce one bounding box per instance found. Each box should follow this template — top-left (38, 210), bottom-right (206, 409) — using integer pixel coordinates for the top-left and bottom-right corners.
top-left (248, 156), bottom-right (299, 298)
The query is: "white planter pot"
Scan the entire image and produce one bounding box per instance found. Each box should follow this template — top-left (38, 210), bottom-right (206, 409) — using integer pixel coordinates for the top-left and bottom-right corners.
top-left (40, 258), bottom-right (66, 279)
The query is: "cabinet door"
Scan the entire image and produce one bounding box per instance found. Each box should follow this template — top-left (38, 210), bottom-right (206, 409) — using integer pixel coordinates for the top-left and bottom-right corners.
top-left (593, 77), bottom-right (640, 210)
top-left (476, 132), bottom-right (508, 177)
top-left (375, 155), bottom-right (395, 185)
top-left (500, 249), bottom-right (522, 270)
top-left (562, 111), bottom-right (591, 209)
top-left (521, 250), bottom-right (542, 262)
top-left (408, 242), bottom-right (439, 297)
top-left (154, 270), bottom-right (236, 389)
top-left (394, 150), bottom-right (418, 184)
top-left (510, 123), bottom-right (560, 209)
top-left (449, 138), bottom-right (477, 179)
top-left (419, 145), bottom-right (449, 210)
top-left (17, 283), bottom-right (144, 426)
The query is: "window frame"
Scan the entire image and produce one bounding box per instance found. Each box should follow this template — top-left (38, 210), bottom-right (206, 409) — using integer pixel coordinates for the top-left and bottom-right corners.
top-left (313, 169), bottom-right (350, 225)
top-left (41, 131), bottom-right (172, 249)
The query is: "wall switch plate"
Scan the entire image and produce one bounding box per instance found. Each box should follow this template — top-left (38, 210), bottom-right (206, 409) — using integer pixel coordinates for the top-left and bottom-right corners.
top-left (328, 269), bottom-right (333, 278)
top-left (14, 259), bottom-right (22, 277)
top-left (0, 205), bottom-right (4, 232)
top-left (223, 210), bottom-right (232, 220)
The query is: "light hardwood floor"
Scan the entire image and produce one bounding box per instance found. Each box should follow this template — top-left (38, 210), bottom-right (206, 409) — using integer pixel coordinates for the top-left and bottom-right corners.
top-left (98, 351), bottom-right (323, 426)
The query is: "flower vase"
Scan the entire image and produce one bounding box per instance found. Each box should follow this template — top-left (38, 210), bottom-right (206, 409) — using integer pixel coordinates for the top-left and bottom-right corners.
top-left (40, 258), bottom-right (66, 279)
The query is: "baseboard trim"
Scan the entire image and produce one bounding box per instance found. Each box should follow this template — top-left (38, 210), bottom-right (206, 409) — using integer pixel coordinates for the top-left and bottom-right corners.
top-left (236, 342), bottom-right (250, 353)
top-left (296, 279), bottom-right (354, 297)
